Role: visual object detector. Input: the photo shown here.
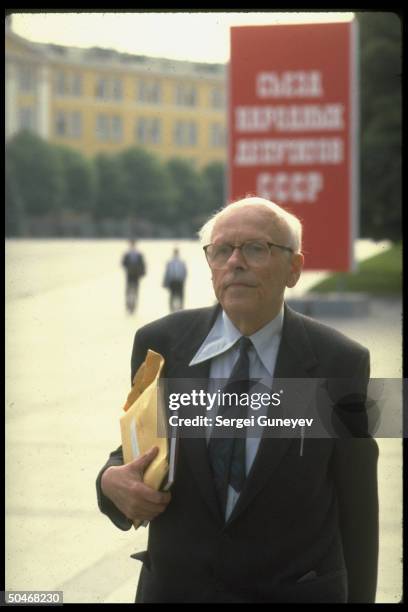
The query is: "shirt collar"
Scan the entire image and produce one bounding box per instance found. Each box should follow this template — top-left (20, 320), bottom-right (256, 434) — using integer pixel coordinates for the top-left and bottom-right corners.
top-left (189, 306), bottom-right (284, 373)
top-left (249, 309), bottom-right (284, 373)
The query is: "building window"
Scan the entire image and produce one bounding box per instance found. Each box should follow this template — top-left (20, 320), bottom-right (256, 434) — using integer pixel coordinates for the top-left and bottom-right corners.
top-left (151, 118), bottom-right (161, 144)
top-left (136, 118), bottom-right (147, 143)
top-left (96, 114), bottom-right (123, 142)
top-left (71, 112), bottom-right (82, 138)
top-left (209, 123), bottom-right (225, 148)
top-left (175, 83), bottom-right (197, 107)
top-left (19, 107), bottom-right (35, 131)
top-left (55, 111), bottom-right (67, 135)
top-left (112, 78), bottom-right (123, 100)
top-left (55, 71), bottom-right (66, 96)
top-left (18, 65), bottom-right (35, 92)
top-left (173, 121), bottom-right (197, 147)
top-left (111, 115), bottom-right (123, 141)
top-left (95, 76), bottom-right (123, 100)
top-left (137, 79), bottom-right (161, 104)
top-left (96, 114), bottom-right (109, 140)
top-left (54, 111), bottom-right (82, 138)
top-left (55, 71), bottom-right (82, 96)
top-left (136, 117), bottom-right (162, 144)
top-left (72, 73), bottom-right (82, 97)
top-left (210, 87), bottom-right (225, 109)
top-left (95, 78), bottom-right (108, 99)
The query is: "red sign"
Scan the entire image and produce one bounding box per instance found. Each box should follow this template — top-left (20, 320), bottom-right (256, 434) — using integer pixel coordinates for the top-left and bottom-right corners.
top-left (228, 22), bottom-right (358, 271)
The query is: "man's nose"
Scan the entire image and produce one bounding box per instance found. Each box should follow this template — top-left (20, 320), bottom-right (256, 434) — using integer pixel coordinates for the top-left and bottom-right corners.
top-left (226, 246), bottom-right (247, 268)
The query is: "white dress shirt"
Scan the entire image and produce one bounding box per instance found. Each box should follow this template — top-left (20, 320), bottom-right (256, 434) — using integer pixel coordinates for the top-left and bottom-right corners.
top-left (189, 307), bottom-right (284, 519)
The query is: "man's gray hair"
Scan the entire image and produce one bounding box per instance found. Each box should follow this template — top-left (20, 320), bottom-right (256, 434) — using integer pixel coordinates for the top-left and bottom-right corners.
top-left (197, 197), bottom-right (303, 253)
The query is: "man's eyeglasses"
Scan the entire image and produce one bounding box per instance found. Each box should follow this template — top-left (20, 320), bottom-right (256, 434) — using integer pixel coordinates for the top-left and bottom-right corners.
top-left (203, 240), bottom-right (294, 269)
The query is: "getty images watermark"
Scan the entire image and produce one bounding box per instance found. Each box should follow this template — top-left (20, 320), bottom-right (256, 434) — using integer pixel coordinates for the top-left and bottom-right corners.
top-left (167, 388), bottom-right (313, 431)
top-left (156, 378), bottom-right (404, 439)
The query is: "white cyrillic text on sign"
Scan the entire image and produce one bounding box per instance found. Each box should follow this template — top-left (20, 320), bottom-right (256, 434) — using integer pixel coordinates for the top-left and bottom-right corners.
top-left (235, 70), bottom-right (345, 203)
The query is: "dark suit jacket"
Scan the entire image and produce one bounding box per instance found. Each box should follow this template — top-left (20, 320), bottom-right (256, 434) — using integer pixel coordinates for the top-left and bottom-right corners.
top-left (96, 304), bottom-right (379, 603)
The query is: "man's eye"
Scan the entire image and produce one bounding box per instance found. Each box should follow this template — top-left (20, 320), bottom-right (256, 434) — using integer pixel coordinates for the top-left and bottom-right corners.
top-left (216, 245), bottom-right (232, 257)
top-left (246, 242), bottom-right (266, 255)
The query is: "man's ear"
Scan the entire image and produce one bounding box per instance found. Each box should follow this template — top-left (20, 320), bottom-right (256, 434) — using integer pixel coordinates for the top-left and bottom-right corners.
top-left (286, 253), bottom-right (304, 288)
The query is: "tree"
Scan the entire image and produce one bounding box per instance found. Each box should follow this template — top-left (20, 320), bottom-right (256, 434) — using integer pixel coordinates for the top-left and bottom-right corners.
top-left (356, 12), bottom-right (402, 241)
top-left (94, 152), bottom-right (127, 219)
top-left (166, 158), bottom-right (210, 234)
top-left (117, 147), bottom-right (176, 224)
top-left (54, 145), bottom-right (97, 215)
top-left (5, 130), bottom-right (64, 216)
top-left (202, 161), bottom-right (226, 214)
top-left (5, 157), bottom-right (26, 236)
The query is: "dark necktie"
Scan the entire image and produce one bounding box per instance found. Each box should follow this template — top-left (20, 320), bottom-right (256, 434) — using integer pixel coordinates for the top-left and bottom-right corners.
top-left (208, 336), bottom-right (252, 516)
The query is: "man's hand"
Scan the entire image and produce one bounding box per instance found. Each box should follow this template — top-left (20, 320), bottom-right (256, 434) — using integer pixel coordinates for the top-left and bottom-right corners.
top-left (101, 447), bottom-right (171, 522)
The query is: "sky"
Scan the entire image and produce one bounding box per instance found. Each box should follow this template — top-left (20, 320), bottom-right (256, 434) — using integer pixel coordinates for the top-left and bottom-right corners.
top-left (9, 11), bottom-right (354, 64)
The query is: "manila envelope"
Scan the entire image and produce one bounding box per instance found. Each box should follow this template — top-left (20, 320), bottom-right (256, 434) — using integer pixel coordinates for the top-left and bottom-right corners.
top-left (120, 349), bottom-right (168, 529)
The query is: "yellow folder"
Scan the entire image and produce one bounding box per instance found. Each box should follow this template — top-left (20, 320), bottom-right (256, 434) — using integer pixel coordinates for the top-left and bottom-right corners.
top-left (120, 349), bottom-right (169, 529)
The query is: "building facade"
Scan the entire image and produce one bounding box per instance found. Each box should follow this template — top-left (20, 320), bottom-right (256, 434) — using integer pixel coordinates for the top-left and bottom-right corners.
top-left (5, 25), bottom-right (227, 168)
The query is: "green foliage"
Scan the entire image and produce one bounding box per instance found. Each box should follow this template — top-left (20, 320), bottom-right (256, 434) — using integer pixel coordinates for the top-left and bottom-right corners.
top-left (166, 158), bottom-right (210, 232)
top-left (4, 129), bottom-right (227, 236)
top-left (117, 147), bottom-right (176, 224)
top-left (202, 161), bottom-right (226, 212)
top-left (94, 153), bottom-right (127, 219)
top-left (5, 157), bottom-right (26, 235)
top-left (357, 12), bottom-right (402, 241)
top-left (5, 130), bottom-right (64, 216)
top-left (308, 243), bottom-right (402, 295)
top-left (54, 145), bottom-right (97, 214)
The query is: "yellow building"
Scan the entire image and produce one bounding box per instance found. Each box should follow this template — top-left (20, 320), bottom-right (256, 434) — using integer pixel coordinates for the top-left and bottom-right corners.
top-left (5, 24), bottom-right (227, 168)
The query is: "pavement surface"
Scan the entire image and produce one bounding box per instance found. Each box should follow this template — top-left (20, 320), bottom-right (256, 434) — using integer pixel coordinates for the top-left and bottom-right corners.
top-left (5, 239), bottom-right (402, 603)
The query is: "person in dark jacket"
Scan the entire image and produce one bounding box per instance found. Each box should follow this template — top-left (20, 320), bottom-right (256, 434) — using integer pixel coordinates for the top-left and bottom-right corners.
top-left (97, 197), bottom-right (378, 603)
top-left (163, 247), bottom-right (187, 312)
top-left (121, 239), bottom-right (146, 314)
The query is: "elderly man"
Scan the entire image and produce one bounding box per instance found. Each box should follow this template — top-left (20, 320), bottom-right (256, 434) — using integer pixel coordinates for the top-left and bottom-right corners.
top-left (96, 197), bottom-right (378, 603)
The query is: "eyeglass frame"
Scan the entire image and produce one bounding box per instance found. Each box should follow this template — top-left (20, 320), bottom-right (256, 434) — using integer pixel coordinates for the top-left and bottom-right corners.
top-left (203, 240), bottom-right (294, 268)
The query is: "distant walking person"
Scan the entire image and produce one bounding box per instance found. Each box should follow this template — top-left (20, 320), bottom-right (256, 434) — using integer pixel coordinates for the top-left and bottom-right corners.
top-left (121, 240), bottom-right (146, 314)
top-left (163, 247), bottom-right (187, 312)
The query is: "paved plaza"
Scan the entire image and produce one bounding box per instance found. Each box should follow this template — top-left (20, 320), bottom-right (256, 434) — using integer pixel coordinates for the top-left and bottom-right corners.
top-left (5, 239), bottom-right (402, 603)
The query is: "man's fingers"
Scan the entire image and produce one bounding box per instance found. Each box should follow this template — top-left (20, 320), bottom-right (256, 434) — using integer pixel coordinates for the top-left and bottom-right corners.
top-left (133, 481), bottom-right (171, 505)
top-left (125, 483), bottom-right (171, 521)
top-left (102, 449), bottom-right (171, 522)
top-left (128, 447), bottom-right (159, 475)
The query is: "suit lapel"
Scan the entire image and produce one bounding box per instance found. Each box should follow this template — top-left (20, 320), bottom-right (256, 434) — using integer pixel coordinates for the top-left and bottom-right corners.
top-left (166, 304), bottom-right (223, 523)
top-left (273, 304), bottom-right (318, 379)
top-left (227, 305), bottom-right (319, 524)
